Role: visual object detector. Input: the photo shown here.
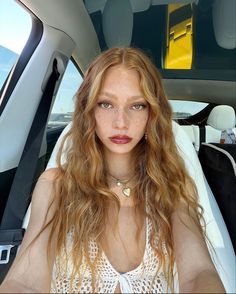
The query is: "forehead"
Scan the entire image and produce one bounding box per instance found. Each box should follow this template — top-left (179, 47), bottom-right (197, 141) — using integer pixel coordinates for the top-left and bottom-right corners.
top-left (103, 65), bottom-right (140, 82)
top-left (101, 65), bottom-right (141, 91)
top-left (98, 65), bottom-right (143, 101)
top-left (97, 65), bottom-right (147, 101)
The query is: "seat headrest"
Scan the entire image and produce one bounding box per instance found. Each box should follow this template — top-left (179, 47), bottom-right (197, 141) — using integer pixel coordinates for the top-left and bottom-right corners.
top-left (130, 0), bottom-right (151, 12)
top-left (207, 105), bottom-right (236, 130)
top-left (102, 0), bottom-right (133, 48)
top-left (212, 0), bottom-right (236, 49)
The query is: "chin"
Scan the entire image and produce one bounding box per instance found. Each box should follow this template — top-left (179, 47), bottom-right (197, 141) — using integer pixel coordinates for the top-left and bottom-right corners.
top-left (103, 144), bottom-right (133, 155)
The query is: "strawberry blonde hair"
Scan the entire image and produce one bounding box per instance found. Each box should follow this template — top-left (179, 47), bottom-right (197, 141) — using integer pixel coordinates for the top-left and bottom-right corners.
top-left (31, 47), bottom-right (205, 292)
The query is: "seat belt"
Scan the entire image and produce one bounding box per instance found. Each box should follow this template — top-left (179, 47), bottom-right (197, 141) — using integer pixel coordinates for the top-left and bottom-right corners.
top-left (199, 126), bottom-right (206, 146)
top-left (0, 59), bottom-right (60, 280)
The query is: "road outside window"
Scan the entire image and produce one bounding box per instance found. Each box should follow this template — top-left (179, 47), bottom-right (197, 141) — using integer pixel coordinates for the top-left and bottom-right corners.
top-left (169, 100), bottom-right (208, 119)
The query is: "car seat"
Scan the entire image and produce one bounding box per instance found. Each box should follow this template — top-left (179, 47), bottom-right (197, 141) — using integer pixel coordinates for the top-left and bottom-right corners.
top-left (181, 105), bottom-right (236, 151)
top-left (198, 107), bottom-right (236, 251)
top-left (205, 105), bottom-right (236, 144)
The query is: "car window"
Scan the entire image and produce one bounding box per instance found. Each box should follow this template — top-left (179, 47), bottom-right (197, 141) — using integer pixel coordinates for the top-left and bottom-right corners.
top-left (48, 60), bottom-right (83, 129)
top-left (169, 100), bottom-right (208, 119)
top-left (0, 0), bottom-right (32, 91)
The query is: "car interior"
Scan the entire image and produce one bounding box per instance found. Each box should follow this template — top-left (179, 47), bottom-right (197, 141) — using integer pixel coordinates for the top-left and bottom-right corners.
top-left (0, 0), bottom-right (235, 291)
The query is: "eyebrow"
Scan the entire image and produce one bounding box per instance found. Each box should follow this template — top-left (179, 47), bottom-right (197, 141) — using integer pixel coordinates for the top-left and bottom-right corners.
top-left (99, 91), bottom-right (145, 100)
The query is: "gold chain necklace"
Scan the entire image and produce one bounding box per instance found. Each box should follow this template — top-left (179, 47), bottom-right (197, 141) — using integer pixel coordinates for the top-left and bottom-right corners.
top-left (108, 173), bottom-right (135, 197)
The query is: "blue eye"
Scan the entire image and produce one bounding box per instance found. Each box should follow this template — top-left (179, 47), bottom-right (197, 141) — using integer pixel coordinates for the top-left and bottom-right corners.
top-left (131, 104), bottom-right (146, 110)
top-left (98, 102), bottom-right (112, 109)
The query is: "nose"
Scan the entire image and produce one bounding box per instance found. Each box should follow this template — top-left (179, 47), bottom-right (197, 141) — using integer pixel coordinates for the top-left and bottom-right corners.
top-left (112, 108), bottom-right (129, 130)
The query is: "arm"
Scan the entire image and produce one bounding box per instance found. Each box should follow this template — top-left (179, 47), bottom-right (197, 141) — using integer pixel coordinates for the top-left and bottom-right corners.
top-left (172, 199), bottom-right (225, 293)
top-left (0, 168), bottom-right (59, 293)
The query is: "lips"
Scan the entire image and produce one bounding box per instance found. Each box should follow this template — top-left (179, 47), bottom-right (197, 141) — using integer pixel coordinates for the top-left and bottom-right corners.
top-left (109, 135), bottom-right (132, 144)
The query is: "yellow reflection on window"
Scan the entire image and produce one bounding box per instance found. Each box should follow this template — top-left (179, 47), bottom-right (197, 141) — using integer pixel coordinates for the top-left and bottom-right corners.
top-left (164, 3), bottom-right (193, 69)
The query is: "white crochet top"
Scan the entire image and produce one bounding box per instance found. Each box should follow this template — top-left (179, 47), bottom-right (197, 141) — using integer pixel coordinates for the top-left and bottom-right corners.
top-left (50, 217), bottom-right (168, 293)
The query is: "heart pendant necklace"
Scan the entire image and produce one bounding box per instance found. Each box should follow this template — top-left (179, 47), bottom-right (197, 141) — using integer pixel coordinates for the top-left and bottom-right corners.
top-left (108, 174), bottom-right (134, 197)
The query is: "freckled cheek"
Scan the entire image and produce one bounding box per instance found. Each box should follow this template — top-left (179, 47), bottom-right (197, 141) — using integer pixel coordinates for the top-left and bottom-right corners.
top-left (130, 112), bottom-right (149, 126)
top-left (95, 111), bottom-right (110, 130)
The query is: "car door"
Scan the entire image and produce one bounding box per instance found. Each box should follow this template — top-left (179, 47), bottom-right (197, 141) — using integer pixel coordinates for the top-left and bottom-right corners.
top-left (0, 2), bottom-right (76, 277)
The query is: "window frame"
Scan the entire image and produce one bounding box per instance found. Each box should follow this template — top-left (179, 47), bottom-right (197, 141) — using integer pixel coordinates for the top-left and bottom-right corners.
top-left (47, 57), bottom-right (84, 131)
top-left (0, 12), bottom-right (43, 116)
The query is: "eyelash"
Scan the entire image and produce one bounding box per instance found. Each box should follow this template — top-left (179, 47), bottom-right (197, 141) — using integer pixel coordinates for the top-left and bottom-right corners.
top-left (131, 104), bottom-right (147, 110)
top-left (97, 102), bottom-right (112, 109)
top-left (97, 102), bottom-right (147, 110)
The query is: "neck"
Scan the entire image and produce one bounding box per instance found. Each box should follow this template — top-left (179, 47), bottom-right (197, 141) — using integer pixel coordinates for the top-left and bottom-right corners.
top-left (105, 151), bottom-right (133, 180)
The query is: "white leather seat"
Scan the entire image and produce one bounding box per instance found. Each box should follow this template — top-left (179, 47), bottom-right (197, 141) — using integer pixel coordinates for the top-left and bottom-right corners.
top-left (22, 120), bottom-right (236, 292)
top-left (181, 124), bottom-right (200, 151)
top-left (46, 122), bottom-right (72, 169)
top-left (181, 105), bottom-right (236, 151)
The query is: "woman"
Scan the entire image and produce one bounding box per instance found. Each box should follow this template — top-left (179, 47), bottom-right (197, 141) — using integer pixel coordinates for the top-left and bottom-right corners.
top-left (0, 47), bottom-right (225, 293)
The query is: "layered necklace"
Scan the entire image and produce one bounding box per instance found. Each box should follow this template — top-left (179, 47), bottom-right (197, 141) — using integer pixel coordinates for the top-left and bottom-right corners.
top-left (108, 173), bottom-right (135, 197)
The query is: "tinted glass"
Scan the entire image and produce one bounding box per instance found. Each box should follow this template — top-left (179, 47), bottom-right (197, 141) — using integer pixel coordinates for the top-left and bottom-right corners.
top-left (48, 60), bottom-right (83, 129)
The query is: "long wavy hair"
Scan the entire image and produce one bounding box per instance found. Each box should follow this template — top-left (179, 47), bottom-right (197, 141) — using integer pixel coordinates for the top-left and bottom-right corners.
top-left (37, 47), bottom-right (205, 292)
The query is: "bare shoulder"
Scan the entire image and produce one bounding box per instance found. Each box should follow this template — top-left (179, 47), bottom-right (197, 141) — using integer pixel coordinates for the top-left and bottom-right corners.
top-left (25, 167), bottom-right (61, 243)
top-left (38, 167), bottom-right (60, 182)
top-left (31, 168), bottom-right (59, 204)
top-left (29, 168), bottom-right (61, 225)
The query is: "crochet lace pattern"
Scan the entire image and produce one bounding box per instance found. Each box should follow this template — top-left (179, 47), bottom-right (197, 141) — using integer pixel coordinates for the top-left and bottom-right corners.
top-left (50, 218), bottom-right (167, 293)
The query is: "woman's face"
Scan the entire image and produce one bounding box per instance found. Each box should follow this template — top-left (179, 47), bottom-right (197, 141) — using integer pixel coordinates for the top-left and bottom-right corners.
top-left (94, 65), bottom-right (149, 156)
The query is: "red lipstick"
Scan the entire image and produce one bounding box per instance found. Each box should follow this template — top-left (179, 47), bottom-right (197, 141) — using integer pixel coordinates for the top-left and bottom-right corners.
top-left (109, 135), bottom-right (132, 144)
